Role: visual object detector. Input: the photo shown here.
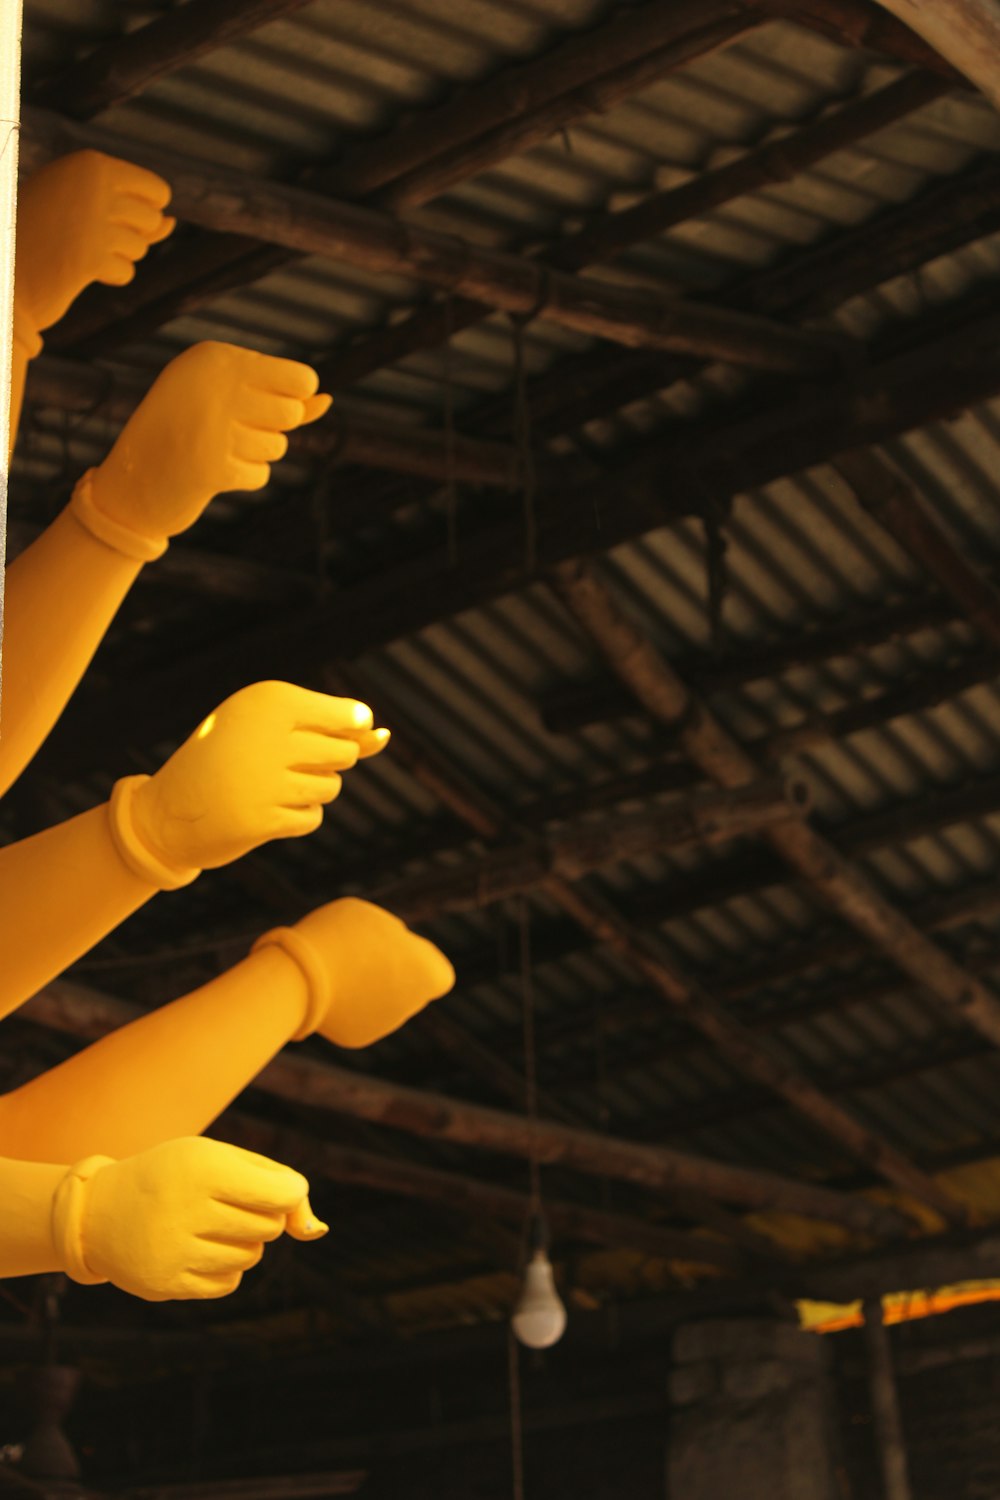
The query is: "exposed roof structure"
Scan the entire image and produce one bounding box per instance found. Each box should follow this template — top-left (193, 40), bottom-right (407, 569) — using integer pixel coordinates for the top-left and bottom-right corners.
top-left (10, 0), bottom-right (1000, 1483)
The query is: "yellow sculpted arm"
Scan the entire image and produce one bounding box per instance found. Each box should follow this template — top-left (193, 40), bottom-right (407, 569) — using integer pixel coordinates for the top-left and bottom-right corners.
top-left (0, 899), bottom-right (454, 1164)
top-left (0, 1141), bottom-right (325, 1300)
top-left (0, 686), bottom-right (387, 1026)
top-left (1, 339), bottom-right (330, 796)
top-left (10, 150), bottom-right (176, 454)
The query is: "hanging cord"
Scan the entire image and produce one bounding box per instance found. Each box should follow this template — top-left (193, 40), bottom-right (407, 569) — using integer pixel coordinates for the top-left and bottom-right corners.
top-left (508, 1326), bottom-right (526, 1500)
top-left (510, 317), bottom-right (538, 574)
top-left (519, 896), bottom-right (541, 1211)
top-left (703, 498), bottom-right (730, 655)
top-left (442, 294), bottom-right (459, 566)
top-left (591, 993), bottom-right (614, 1216)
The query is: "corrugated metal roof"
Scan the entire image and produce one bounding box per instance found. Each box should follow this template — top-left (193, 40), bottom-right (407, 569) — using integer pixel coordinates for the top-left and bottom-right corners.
top-left (15, 0), bottom-right (1000, 1337)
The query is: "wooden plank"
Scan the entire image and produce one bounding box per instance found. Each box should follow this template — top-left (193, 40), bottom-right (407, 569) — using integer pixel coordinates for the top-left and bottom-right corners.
top-left (19, 105), bottom-right (845, 378)
top-left (29, 0), bottom-right (314, 119)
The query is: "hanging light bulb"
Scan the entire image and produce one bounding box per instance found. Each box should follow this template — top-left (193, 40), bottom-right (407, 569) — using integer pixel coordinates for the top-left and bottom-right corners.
top-left (512, 1214), bottom-right (566, 1350)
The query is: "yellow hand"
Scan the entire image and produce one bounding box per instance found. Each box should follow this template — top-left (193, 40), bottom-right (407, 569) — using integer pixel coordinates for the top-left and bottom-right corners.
top-left (120, 682), bottom-right (389, 878)
top-left (255, 897), bottom-right (456, 1048)
top-left (82, 342), bottom-right (332, 548)
top-left (66, 1138), bottom-right (325, 1302)
top-left (15, 150), bottom-right (174, 337)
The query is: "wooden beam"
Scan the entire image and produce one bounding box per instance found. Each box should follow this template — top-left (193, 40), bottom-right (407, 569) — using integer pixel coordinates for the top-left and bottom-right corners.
top-left (373, 777), bottom-right (811, 921)
top-left (871, 0), bottom-right (1000, 110)
top-left (834, 450), bottom-right (1000, 651)
top-left (19, 983), bottom-right (900, 1237)
top-left (45, 0), bottom-right (761, 354)
top-left (20, 105), bottom-right (844, 378)
top-left (542, 629), bottom-right (990, 741)
top-left (28, 0), bottom-right (314, 119)
top-left (39, 282), bottom-right (1000, 781)
top-left (345, 696), bottom-right (962, 1226)
top-left (554, 560), bottom-right (1000, 1074)
top-left (337, 3), bottom-right (759, 211)
top-left (222, 1115), bottom-right (750, 1275)
top-left (24, 356), bottom-right (539, 492)
top-left (313, 69), bottom-right (950, 392)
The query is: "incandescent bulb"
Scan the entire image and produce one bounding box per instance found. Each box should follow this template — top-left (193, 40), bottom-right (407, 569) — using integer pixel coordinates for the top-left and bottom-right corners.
top-left (512, 1247), bottom-right (567, 1349)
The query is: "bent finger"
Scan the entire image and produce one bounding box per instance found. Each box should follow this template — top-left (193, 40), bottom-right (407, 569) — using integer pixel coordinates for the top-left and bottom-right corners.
top-left (202, 1202), bottom-right (287, 1244)
top-left (109, 224), bottom-right (155, 265)
top-left (188, 1239), bottom-right (265, 1276)
top-left (226, 458), bottom-right (272, 494)
top-left (236, 388), bottom-right (307, 433)
top-left (180, 1270), bottom-right (244, 1301)
top-left (283, 770), bottom-right (349, 808)
top-left (98, 254), bottom-right (138, 288)
top-left (213, 1156), bottom-right (311, 1215)
top-left (114, 168), bottom-right (172, 211)
top-left (250, 354), bottom-right (320, 401)
top-left (232, 425), bottom-right (289, 465)
top-left (292, 690), bottom-right (373, 736)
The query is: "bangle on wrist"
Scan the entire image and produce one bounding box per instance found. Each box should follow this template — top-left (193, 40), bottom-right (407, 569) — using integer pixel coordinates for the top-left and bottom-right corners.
top-left (108, 776), bottom-right (201, 892)
top-left (70, 470), bottom-right (169, 563)
top-left (52, 1156), bottom-right (114, 1286)
top-left (251, 927), bottom-right (331, 1040)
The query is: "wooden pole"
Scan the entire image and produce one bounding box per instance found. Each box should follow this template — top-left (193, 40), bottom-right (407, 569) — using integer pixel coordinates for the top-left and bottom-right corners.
top-left (0, 0), bottom-right (23, 718)
top-left (871, 0), bottom-right (1000, 111)
top-left (19, 105), bottom-right (844, 378)
top-left (863, 1299), bottom-right (915, 1500)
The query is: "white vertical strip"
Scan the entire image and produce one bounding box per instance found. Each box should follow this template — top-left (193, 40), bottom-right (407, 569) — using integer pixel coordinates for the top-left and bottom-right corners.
top-left (0, 0), bottom-right (23, 709)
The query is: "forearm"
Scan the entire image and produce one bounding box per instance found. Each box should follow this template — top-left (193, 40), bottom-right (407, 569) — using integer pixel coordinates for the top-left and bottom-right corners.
top-left (0, 507), bottom-right (143, 795)
top-left (0, 805), bottom-right (156, 1025)
top-left (0, 1158), bottom-right (68, 1278)
top-left (0, 948), bottom-right (311, 1162)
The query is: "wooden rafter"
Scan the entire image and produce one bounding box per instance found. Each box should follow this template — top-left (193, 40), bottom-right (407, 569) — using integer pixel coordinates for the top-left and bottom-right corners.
top-left (553, 561), bottom-right (1000, 1075)
top-left (29, 0), bottom-right (316, 118)
top-left (18, 984), bottom-right (897, 1237)
top-left (21, 104), bottom-right (843, 378)
top-left (41, 0), bottom-right (762, 354)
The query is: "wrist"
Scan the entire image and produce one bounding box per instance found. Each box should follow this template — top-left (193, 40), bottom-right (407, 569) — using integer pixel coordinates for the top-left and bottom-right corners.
top-left (51, 1156), bottom-right (114, 1286)
top-left (251, 926), bottom-right (333, 1040)
top-left (70, 469), bottom-right (169, 563)
top-left (108, 776), bottom-right (202, 892)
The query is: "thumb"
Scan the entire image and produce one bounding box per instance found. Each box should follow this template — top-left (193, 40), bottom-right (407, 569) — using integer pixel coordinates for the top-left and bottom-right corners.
top-left (297, 392), bottom-right (333, 428)
top-left (285, 1194), bottom-right (330, 1242)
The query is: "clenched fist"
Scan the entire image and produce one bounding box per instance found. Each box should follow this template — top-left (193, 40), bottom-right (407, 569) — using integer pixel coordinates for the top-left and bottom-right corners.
top-left (55, 1137), bottom-right (326, 1302)
top-left (15, 150), bottom-right (175, 339)
top-left (112, 683), bottom-right (389, 884)
top-left (256, 897), bottom-right (456, 1047)
top-left (80, 341), bottom-right (331, 549)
